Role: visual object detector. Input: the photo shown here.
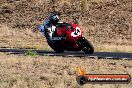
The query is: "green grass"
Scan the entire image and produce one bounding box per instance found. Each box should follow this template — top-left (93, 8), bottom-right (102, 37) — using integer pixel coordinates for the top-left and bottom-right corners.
top-left (24, 50), bottom-right (38, 57)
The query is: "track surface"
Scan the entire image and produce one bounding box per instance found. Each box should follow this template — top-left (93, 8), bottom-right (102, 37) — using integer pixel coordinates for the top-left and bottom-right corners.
top-left (0, 48), bottom-right (132, 59)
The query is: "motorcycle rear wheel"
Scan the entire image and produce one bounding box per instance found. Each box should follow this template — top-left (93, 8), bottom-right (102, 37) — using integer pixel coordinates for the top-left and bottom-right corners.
top-left (47, 40), bottom-right (64, 53)
top-left (45, 31), bottom-right (64, 53)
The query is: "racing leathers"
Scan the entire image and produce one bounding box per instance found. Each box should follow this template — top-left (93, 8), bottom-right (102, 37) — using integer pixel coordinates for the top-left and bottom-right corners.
top-left (37, 19), bottom-right (63, 41)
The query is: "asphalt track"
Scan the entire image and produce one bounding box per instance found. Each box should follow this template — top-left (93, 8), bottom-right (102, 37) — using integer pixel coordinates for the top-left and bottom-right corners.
top-left (0, 48), bottom-right (132, 59)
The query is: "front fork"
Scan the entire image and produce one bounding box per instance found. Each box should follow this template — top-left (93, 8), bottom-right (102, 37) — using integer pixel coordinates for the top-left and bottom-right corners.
top-left (72, 37), bottom-right (85, 50)
top-left (76, 37), bottom-right (86, 48)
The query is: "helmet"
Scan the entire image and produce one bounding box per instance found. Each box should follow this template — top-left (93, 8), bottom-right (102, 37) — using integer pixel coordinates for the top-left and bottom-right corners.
top-left (49, 13), bottom-right (59, 25)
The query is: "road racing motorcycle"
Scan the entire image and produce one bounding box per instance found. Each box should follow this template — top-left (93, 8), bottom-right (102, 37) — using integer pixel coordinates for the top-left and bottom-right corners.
top-left (38, 22), bottom-right (94, 54)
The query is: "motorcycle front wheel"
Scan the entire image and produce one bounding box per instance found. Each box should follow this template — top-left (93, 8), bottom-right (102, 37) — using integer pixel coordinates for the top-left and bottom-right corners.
top-left (77, 37), bottom-right (94, 54)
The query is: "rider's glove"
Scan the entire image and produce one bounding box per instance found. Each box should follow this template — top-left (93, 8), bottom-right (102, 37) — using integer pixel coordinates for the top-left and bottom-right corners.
top-left (37, 25), bottom-right (45, 32)
top-left (37, 25), bottom-right (45, 36)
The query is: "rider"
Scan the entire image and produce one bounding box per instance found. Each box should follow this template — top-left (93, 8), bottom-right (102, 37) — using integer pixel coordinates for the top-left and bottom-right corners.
top-left (37, 12), bottom-right (61, 40)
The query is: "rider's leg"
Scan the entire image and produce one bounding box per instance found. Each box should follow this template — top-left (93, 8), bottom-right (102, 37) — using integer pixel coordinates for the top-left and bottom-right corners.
top-left (45, 27), bottom-right (54, 40)
top-left (45, 25), bottom-right (57, 40)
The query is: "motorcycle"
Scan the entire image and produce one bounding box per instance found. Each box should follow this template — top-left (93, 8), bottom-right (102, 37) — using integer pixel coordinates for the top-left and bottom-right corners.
top-left (38, 22), bottom-right (94, 54)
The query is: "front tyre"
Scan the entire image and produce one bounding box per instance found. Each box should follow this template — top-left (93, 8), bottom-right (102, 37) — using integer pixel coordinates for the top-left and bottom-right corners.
top-left (77, 37), bottom-right (94, 54)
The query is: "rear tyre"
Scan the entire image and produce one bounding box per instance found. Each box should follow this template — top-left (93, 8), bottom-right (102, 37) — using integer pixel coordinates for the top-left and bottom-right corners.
top-left (47, 40), bottom-right (64, 53)
top-left (45, 29), bottom-right (64, 53)
top-left (77, 37), bottom-right (94, 54)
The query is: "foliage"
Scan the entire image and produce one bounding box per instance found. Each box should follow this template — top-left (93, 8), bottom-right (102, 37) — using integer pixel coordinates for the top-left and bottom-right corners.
top-left (24, 50), bottom-right (38, 56)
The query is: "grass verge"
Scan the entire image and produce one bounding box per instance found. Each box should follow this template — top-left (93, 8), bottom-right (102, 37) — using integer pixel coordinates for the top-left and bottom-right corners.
top-left (0, 55), bottom-right (131, 88)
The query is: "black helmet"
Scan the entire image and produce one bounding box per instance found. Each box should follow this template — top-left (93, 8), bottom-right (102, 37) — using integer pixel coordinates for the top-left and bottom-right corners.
top-left (49, 13), bottom-right (59, 25)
